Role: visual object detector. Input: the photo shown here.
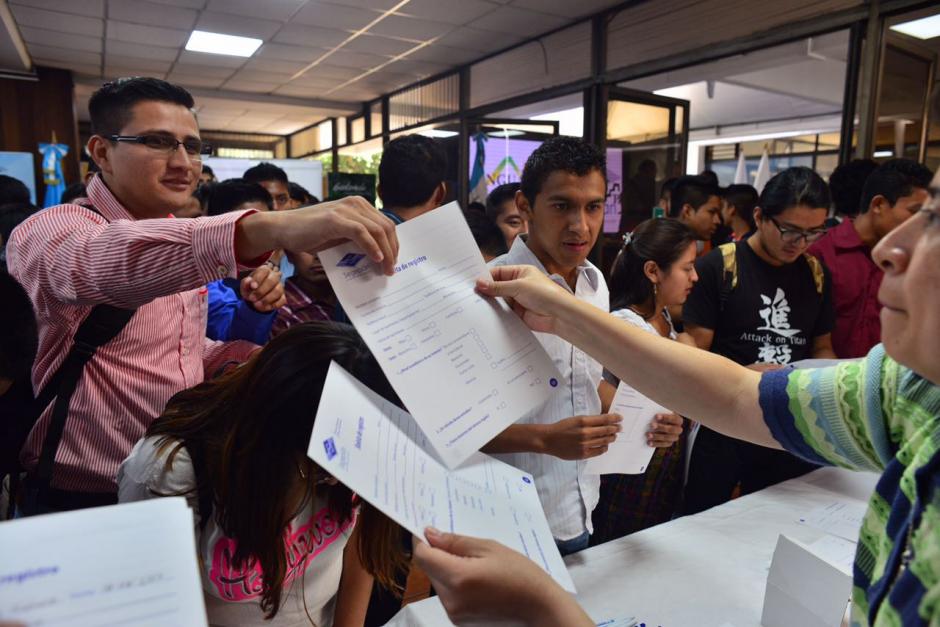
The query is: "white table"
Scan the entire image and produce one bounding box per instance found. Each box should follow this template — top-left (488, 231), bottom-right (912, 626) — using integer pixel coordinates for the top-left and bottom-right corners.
top-left (386, 467), bottom-right (878, 626)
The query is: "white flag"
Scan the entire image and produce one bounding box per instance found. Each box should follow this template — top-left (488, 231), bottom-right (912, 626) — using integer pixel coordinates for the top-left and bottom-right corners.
top-left (754, 148), bottom-right (771, 193)
top-left (733, 151), bottom-right (748, 185)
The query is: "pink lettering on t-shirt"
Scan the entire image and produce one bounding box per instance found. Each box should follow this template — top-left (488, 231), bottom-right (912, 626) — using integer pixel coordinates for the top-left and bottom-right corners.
top-left (208, 506), bottom-right (353, 602)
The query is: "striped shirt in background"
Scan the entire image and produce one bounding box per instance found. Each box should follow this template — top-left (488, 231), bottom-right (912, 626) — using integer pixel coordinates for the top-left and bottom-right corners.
top-left (759, 345), bottom-right (940, 626)
top-left (6, 175), bottom-right (259, 493)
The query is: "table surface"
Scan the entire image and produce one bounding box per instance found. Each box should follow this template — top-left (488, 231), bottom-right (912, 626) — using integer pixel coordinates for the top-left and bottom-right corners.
top-left (385, 467), bottom-right (879, 627)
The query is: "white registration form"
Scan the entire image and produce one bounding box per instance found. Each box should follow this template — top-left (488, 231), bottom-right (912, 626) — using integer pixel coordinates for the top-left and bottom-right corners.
top-left (308, 362), bottom-right (575, 592)
top-left (319, 201), bottom-right (560, 468)
top-left (584, 382), bottom-right (667, 475)
top-left (0, 498), bottom-right (207, 626)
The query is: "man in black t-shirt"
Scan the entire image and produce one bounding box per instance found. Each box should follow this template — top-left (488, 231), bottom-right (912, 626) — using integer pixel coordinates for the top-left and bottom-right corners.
top-left (681, 167), bottom-right (836, 514)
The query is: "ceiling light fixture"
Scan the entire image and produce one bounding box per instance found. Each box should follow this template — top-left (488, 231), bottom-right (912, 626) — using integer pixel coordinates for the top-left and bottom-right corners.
top-left (185, 30), bottom-right (262, 57)
top-left (890, 14), bottom-right (940, 40)
top-left (418, 129), bottom-right (458, 138)
top-left (873, 150), bottom-right (894, 158)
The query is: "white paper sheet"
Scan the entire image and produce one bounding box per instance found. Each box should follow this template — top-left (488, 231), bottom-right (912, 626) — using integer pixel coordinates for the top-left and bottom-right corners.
top-left (584, 382), bottom-right (666, 475)
top-left (319, 201), bottom-right (561, 468)
top-left (0, 498), bottom-right (207, 626)
top-left (798, 500), bottom-right (868, 542)
top-left (308, 361), bottom-right (575, 592)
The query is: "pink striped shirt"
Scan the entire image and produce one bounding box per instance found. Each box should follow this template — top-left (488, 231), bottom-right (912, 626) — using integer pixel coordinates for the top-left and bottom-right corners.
top-left (7, 175), bottom-right (260, 492)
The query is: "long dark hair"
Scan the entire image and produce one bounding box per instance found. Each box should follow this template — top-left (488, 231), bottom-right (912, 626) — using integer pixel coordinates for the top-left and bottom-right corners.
top-left (609, 218), bottom-right (696, 317)
top-left (146, 322), bottom-right (408, 619)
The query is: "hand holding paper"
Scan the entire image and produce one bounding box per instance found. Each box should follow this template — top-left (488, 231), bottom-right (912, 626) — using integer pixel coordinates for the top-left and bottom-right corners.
top-left (585, 382), bottom-right (670, 475)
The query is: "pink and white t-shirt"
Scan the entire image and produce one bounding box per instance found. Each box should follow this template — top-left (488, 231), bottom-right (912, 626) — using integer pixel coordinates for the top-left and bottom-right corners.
top-left (118, 436), bottom-right (354, 627)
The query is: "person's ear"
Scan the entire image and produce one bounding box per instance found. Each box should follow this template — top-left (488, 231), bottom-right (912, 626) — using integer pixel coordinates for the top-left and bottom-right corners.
top-left (86, 137), bottom-right (113, 175)
top-left (869, 194), bottom-right (889, 217)
top-left (642, 260), bottom-right (659, 284)
top-left (753, 206), bottom-right (763, 225)
top-left (515, 190), bottom-right (533, 221)
top-left (432, 181), bottom-right (447, 206)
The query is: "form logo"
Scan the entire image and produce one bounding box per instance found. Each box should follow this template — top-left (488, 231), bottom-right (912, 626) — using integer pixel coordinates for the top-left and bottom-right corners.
top-left (549, 378), bottom-right (558, 388)
top-left (336, 253), bottom-right (367, 268)
top-left (323, 437), bottom-right (337, 461)
top-left (522, 476), bottom-right (531, 484)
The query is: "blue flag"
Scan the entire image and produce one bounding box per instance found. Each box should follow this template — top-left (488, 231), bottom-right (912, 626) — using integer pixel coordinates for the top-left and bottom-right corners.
top-left (38, 142), bottom-right (69, 207)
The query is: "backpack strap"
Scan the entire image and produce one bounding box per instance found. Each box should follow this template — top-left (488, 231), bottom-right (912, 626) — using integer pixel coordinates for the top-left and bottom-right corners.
top-left (25, 203), bottom-right (137, 505)
top-left (718, 242), bottom-right (738, 312)
top-left (803, 252), bottom-right (825, 296)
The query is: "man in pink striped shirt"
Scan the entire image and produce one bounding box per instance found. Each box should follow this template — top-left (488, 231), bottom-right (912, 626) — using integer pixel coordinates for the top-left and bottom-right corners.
top-left (7, 78), bottom-right (398, 513)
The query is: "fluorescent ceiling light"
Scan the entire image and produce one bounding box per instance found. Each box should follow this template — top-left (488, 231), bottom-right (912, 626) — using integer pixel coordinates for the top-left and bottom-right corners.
top-left (185, 30), bottom-right (262, 58)
top-left (890, 14), bottom-right (940, 40)
top-left (418, 129), bottom-right (458, 138)
top-left (873, 150), bottom-right (894, 158)
top-left (689, 129), bottom-right (832, 147)
top-left (486, 129), bottom-right (525, 137)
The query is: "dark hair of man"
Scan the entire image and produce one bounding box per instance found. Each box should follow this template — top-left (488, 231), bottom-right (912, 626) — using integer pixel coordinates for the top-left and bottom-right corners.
top-left (722, 184), bottom-right (759, 230)
top-left (201, 164), bottom-right (214, 176)
top-left (609, 218), bottom-right (697, 317)
top-left (0, 175), bottom-right (30, 206)
top-left (668, 175), bottom-right (719, 218)
top-left (699, 170), bottom-right (719, 187)
top-left (464, 209), bottom-right (509, 259)
top-left (485, 182), bottom-right (521, 221)
top-left (243, 162), bottom-right (288, 185)
top-left (61, 183), bottom-right (87, 205)
top-left (0, 273), bottom-right (37, 381)
top-left (193, 181), bottom-right (213, 213)
top-left (520, 137), bottom-right (606, 206)
top-left (859, 158), bottom-right (933, 214)
top-left (206, 179), bottom-right (273, 216)
top-left (828, 159), bottom-right (877, 217)
top-left (466, 201), bottom-right (485, 215)
top-left (378, 135), bottom-right (447, 208)
top-left (288, 181), bottom-right (313, 206)
top-left (759, 166), bottom-right (831, 219)
top-left (147, 322), bottom-right (409, 619)
top-left (659, 177), bottom-right (678, 201)
top-left (0, 202), bottom-right (38, 245)
top-left (88, 77), bottom-right (195, 137)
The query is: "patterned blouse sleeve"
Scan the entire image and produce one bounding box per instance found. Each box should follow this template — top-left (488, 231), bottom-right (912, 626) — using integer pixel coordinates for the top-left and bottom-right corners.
top-left (757, 344), bottom-right (897, 472)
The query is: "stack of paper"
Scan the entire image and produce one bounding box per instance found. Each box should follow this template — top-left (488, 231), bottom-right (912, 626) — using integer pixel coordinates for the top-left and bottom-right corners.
top-left (0, 498), bottom-right (207, 626)
top-left (320, 202), bottom-right (560, 469)
top-left (308, 362), bottom-right (575, 593)
top-left (585, 382), bottom-right (667, 475)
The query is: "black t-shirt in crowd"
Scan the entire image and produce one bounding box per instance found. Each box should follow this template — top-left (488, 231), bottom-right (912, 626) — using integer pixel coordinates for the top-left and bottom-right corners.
top-left (683, 241), bottom-right (834, 366)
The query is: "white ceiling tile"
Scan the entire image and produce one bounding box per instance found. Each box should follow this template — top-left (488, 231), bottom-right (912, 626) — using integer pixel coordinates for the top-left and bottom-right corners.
top-left (176, 49), bottom-right (249, 68)
top-left (108, 0), bottom-right (197, 29)
top-left (221, 79), bottom-right (282, 93)
top-left (242, 57), bottom-right (310, 73)
top-left (144, 0), bottom-right (206, 7)
top-left (273, 83), bottom-right (328, 98)
top-left (293, 2), bottom-right (382, 31)
top-left (441, 25), bottom-right (524, 51)
top-left (262, 120), bottom-right (315, 134)
top-left (287, 75), bottom-right (340, 89)
top-left (367, 15), bottom-right (453, 41)
top-left (195, 11), bottom-right (282, 40)
top-left (406, 43), bottom-right (479, 65)
top-left (467, 5), bottom-right (566, 36)
top-left (10, 5), bottom-right (104, 36)
top-left (315, 0), bottom-right (401, 10)
top-left (104, 54), bottom-right (174, 73)
top-left (105, 66), bottom-right (168, 79)
top-left (171, 62), bottom-right (239, 78)
top-left (204, 0), bottom-right (306, 21)
top-left (343, 33), bottom-right (417, 56)
top-left (323, 48), bottom-right (389, 69)
top-left (326, 85), bottom-right (378, 100)
top-left (393, 0), bottom-right (498, 26)
top-left (107, 20), bottom-right (190, 47)
top-left (10, 0), bottom-right (104, 18)
top-left (166, 72), bottom-right (226, 88)
top-left (229, 68), bottom-right (294, 83)
top-left (510, 0), bottom-right (619, 19)
top-left (19, 26), bottom-right (103, 53)
top-left (299, 63), bottom-right (360, 80)
top-left (384, 57), bottom-right (449, 76)
top-left (106, 40), bottom-right (181, 61)
top-left (256, 42), bottom-right (325, 62)
top-left (273, 23), bottom-right (351, 48)
top-left (36, 60), bottom-right (102, 76)
top-left (29, 44), bottom-right (102, 65)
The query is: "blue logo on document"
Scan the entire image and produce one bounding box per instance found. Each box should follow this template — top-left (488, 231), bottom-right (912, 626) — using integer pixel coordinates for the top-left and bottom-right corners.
top-left (549, 378), bottom-right (558, 388)
top-left (522, 476), bottom-right (532, 484)
top-left (323, 437), bottom-right (337, 461)
top-left (337, 252), bottom-right (367, 268)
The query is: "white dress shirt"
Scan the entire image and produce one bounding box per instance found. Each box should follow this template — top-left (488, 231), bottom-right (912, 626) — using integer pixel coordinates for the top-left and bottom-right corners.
top-left (489, 236), bottom-right (609, 540)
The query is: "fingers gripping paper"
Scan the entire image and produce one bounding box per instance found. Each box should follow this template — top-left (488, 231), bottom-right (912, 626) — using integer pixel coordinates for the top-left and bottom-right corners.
top-left (308, 362), bottom-right (575, 593)
top-left (319, 202), bottom-right (561, 468)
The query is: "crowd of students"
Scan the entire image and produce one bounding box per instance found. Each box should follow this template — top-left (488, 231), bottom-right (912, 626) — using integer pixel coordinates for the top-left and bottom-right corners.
top-left (1, 75), bottom-right (939, 626)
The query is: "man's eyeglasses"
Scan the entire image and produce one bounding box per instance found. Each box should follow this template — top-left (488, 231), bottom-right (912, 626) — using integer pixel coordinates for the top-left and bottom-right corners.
top-left (108, 134), bottom-right (211, 160)
top-left (767, 216), bottom-right (827, 245)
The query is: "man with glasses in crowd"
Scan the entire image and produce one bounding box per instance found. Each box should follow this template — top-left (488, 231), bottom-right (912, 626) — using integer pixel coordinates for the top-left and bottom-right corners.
top-left (6, 77), bottom-right (397, 515)
top-left (680, 166), bottom-right (836, 514)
